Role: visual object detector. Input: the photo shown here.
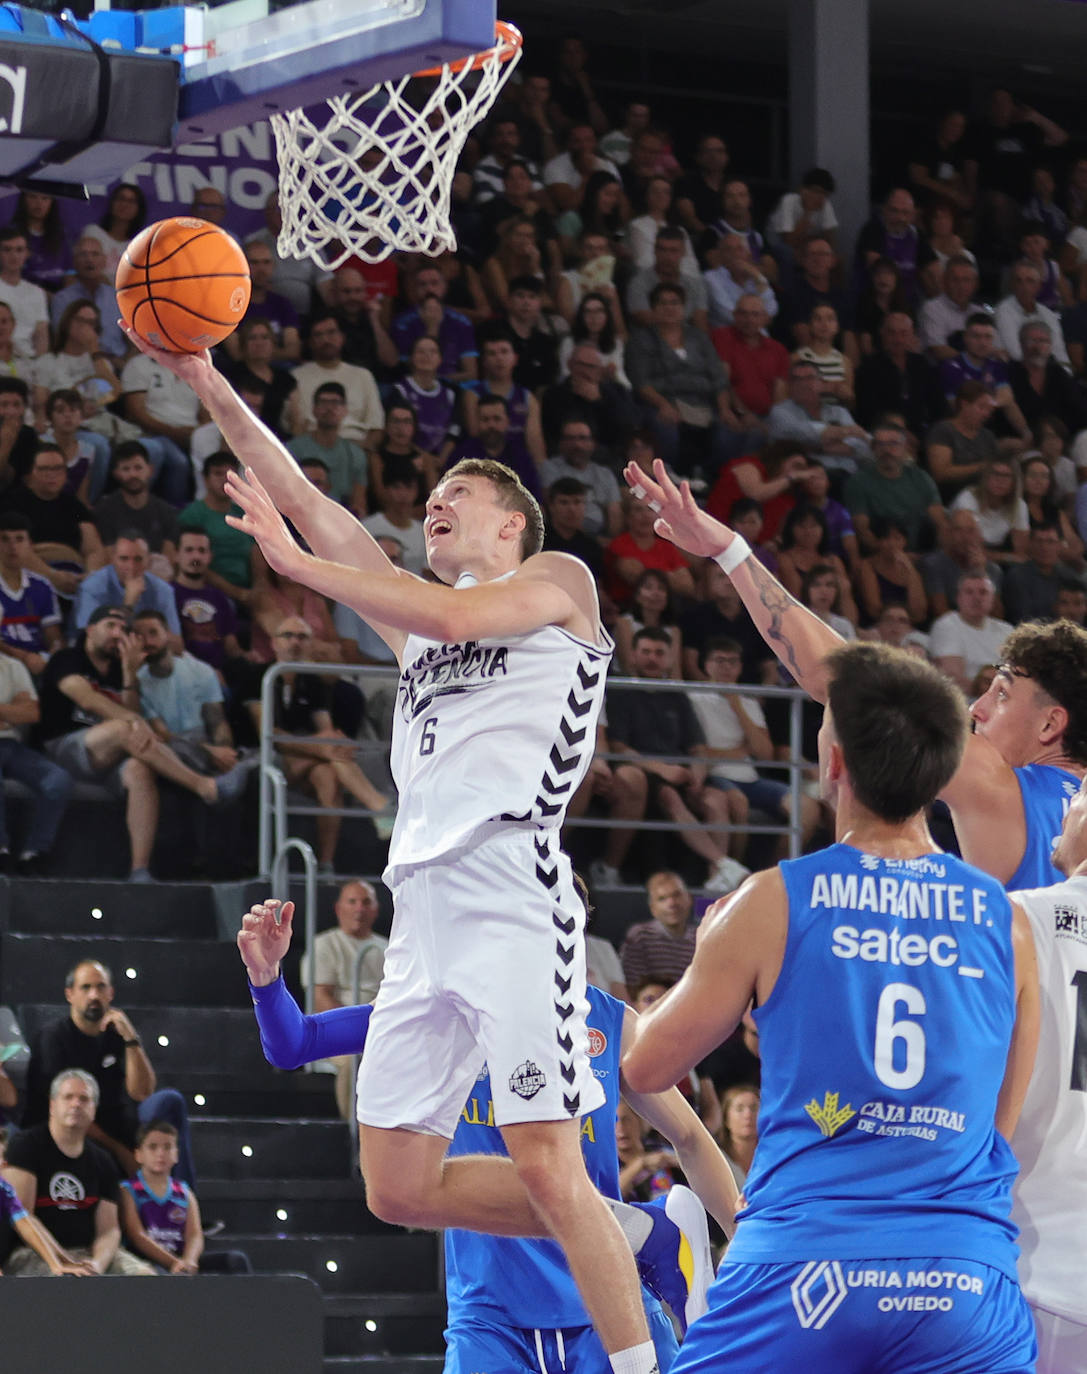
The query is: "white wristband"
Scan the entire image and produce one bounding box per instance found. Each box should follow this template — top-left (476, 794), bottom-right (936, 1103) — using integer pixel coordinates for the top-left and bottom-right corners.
top-left (713, 536), bottom-right (752, 576)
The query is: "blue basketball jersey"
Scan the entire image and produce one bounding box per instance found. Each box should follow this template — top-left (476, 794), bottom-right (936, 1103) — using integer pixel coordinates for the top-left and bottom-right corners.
top-left (120, 1172), bottom-right (190, 1255)
top-left (1007, 764), bottom-right (1080, 890)
top-left (444, 986), bottom-right (658, 1329)
top-left (727, 844), bottom-right (1021, 1280)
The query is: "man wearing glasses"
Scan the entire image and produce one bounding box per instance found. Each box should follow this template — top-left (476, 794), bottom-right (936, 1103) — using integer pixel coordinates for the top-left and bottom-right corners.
top-left (843, 419), bottom-right (946, 553)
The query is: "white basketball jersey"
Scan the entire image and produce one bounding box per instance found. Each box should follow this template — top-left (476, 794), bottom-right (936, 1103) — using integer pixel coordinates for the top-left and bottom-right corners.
top-left (386, 574), bottom-right (612, 876)
top-left (1010, 875), bottom-right (1087, 1323)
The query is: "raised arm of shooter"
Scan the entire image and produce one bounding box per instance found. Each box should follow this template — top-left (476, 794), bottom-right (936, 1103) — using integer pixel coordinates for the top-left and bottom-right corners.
top-left (623, 459), bottom-right (844, 702)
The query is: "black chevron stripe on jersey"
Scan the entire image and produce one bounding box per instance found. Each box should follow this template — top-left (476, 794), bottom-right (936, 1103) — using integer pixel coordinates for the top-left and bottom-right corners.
top-left (533, 831), bottom-right (582, 1118)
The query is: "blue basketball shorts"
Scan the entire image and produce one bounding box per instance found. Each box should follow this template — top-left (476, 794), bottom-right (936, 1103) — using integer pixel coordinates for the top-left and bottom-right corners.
top-left (444, 1305), bottom-right (678, 1374)
top-left (673, 1257), bottom-right (1036, 1374)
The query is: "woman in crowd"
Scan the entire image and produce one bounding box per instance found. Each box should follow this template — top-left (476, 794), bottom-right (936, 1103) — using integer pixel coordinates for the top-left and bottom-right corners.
top-left (799, 561), bottom-right (858, 640)
top-left (82, 182), bottom-right (147, 277)
top-left (792, 303), bottom-right (855, 407)
top-left (558, 289), bottom-right (629, 385)
top-left (613, 568), bottom-right (682, 678)
top-left (224, 318), bottom-right (296, 438)
top-left (1030, 414), bottom-right (1079, 502)
top-left (10, 190), bottom-right (71, 292)
top-left (31, 301), bottom-right (122, 431)
top-left (855, 256), bottom-right (910, 355)
top-left (855, 515), bottom-right (928, 624)
top-left (706, 439), bottom-right (814, 541)
top-left (389, 335), bottom-right (460, 463)
top-left (0, 302), bottom-right (32, 382)
top-left (366, 400), bottom-right (438, 516)
top-left (432, 249), bottom-right (491, 326)
top-left (627, 176), bottom-right (699, 273)
top-left (481, 216), bottom-right (556, 314)
top-left (924, 199), bottom-right (974, 271)
top-left (1021, 454), bottom-right (1085, 571)
top-left (777, 505), bottom-right (858, 625)
top-left (718, 1083), bottom-right (760, 1190)
top-left (950, 455), bottom-right (1030, 563)
top-left (557, 230), bottom-right (623, 332)
top-left (557, 170), bottom-right (630, 260)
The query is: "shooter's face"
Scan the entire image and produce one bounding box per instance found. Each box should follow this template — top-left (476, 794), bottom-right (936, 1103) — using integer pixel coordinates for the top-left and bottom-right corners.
top-left (424, 474), bottom-right (518, 582)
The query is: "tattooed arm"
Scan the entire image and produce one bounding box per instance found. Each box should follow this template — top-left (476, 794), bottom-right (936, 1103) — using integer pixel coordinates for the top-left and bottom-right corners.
top-left (622, 459), bottom-right (843, 702)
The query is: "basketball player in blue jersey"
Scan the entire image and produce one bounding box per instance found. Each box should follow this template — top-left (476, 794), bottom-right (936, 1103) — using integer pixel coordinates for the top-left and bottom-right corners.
top-left (622, 460), bottom-right (1087, 890)
top-left (236, 896), bottom-right (738, 1372)
top-left (622, 639), bottom-right (1041, 1374)
top-left (122, 324), bottom-right (689, 1374)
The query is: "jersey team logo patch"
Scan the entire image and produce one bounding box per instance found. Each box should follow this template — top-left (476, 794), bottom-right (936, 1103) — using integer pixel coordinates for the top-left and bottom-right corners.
top-left (791, 1260), bottom-right (848, 1329)
top-left (509, 1059), bottom-right (547, 1100)
top-left (587, 1027), bottom-right (607, 1057)
top-left (804, 1090), bottom-right (856, 1138)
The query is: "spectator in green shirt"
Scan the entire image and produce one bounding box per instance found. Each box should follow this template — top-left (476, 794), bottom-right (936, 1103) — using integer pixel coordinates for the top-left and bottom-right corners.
top-left (177, 452), bottom-right (265, 608)
top-left (286, 382), bottom-right (369, 517)
top-left (843, 419), bottom-right (946, 553)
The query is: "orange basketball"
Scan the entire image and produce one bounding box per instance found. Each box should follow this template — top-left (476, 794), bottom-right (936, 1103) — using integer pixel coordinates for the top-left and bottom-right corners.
top-left (116, 217), bottom-right (251, 353)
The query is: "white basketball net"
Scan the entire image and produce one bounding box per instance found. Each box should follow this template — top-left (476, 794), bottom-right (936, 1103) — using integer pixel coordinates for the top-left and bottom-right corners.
top-left (272, 23), bottom-right (523, 269)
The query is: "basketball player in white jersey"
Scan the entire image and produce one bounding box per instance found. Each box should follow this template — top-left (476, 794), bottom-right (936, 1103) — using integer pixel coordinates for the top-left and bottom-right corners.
top-left (121, 323), bottom-right (678, 1374)
top-left (1010, 774), bottom-right (1087, 1373)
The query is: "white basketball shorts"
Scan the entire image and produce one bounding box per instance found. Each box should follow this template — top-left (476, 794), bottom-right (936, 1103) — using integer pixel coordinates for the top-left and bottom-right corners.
top-left (1033, 1303), bottom-right (1087, 1374)
top-left (356, 827), bottom-right (605, 1137)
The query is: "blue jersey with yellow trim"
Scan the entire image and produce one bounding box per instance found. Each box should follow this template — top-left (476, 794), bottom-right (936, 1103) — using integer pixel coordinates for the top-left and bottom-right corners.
top-left (1007, 763), bottom-right (1080, 890)
top-left (727, 844), bottom-right (1021, 1279)
top-left (444, 985), bottom-right (655, 1328)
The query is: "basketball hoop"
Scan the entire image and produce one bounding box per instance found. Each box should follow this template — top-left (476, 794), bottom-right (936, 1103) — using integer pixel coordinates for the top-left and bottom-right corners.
top-left (271, 21), bottom-right (523, 269)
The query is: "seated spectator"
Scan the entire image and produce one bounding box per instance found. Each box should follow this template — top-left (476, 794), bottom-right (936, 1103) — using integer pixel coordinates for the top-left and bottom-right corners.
top-left (855, 516), bottom-right (929, 625)
top-left (703, 234), bottom-right (777, 331)
top-left (49, 235), bottom-right (127, 362)
top-left (0, 646), bottom-right (70, 872)
top-left (925, 198), bottom-right (974, 271)
top-left (800, 561), bottom-right (858, 639)
top-left (855, 312), bottom-right (942, 440)
top-left (766, 167), bottom-right (838, 254)
top-left (680, 559), bottom-right (768, 682)
top-left (709, 439), bottom-right (812, 543)
top-left (23, 958), bottom-right (196, 1182)
top-left (921, 508), bottom-right (1004, 619)
top-left (287, 314), bottom-right (384, 445)
top-left (4, 441), bottom-right (105, 599)
top-left (0, 376), bottom-right (39, 492)
top-left (950, 456), bottom-right (1030, 564)
top-left (247, 616), bottom-right (388, 874)
top-left (326, 266), bottom-right (398, 372)
top-left (792, 303), bottom-right (854, 407)
top-left (42, 387), bottom-right (109, 508)
top-left (1002, 523), bottom-right (1071, 623)
top-left (543, 122), bottom-right (619, 215)
top-left (11, 190), bottom-right (71, 294)
top-left (1008, 321), bottom-right (1087, 436)
top-left (389, 336), bottom-right (460, 463)
top-left (777, 505), bottom-right (858, 623)
top-left (250, 565), bottom-right (343, 666)
top-left (558, 290), bottom-right (629, 387)
top-left (628, 177), bottom-right (699, 275)
top-left (0, 510), bottom-right (61, 670)
top-left (473, 116), bottom-right (541, 204)
top-left (480, 213), bottom-right (557, 315)
top-left (606, 496), bottom-right (694, 605)
top-left (938, 313), bottom-right (1032, 446)
top-left (766, 360), bottom-right (871, 481)
top-left (286, 382), bottom-right (369, 516)
top-left (480, 157), bottom-right (559, 263)
top-left (92, 443), bottom-right (179, 577)
top-left (628, 282), bottom-right (758, 476)
top-left (711, 294), bottom-right (790, 421)
top-left (843, 419), bottom-right (945, 553)
top-left (626, 226), bottom-right (709, 332)
top-left (556, 229), bottom-right (623, 329)
top-left (917, 254), bottom-right (982, 361)
top-left (81, 182), bottom-right (146, 280)
top-left (120, 1119), bottom-right (251, 1274)
top-left (503, 279), bottom-right (558, 391)
top-left (32, 301), bottom-right (122, 432)
top-left (1055, 582), bottom-right (1087, 626)
top-left (171, 527), bottom-right (243, 672)
top-left (300, 879), bottom-right (387, 1120)
top-left (391, 263), bottom-right (477, 384)
top-left (777, 236), bottom-right (855, 355)
top-left (119, 349), bottom-right (203, 507)
top-left (1018, 216), bottom-right (1068, 300)
top-left (444, 393), bottom-right (541, 502)
top-left (688, 636), bottom-right (820, 857)
top-left (617, 870), bottom-right (699, 987)
top-left (73, 533), bottom-right (181, 644)
top-left (798, 460), bottom-right (859, 568)
top-left (0, 1165), bottom-right (92, 1275)
top-left (362, 473), bottom-right (426, 575)
top-left (3, 1069), bottom-right (156, 1275)
top-left (603, 99), bottom-right (652, 170)
top-left (1022, 454), bottom-right (1084, 571)
top-left (38, 607), bottom-right (229, 877)
top-left (221, 318), bottom-right (297, 438)
top-left (674, 133), bottom-right (730, 241)
top-left (627, 976), bottom-right (721, 1137)
top-left (994, 258), bottom-right (1071, 367)
top-left (614, 568), bottom-right (682, 678)
top-left (464, 329), bottom-right (546, 466)
top-left (0, 227), bottom-right (49, 359)
top-left (718, 1084), bottom-right (760, 1190)
top-left (705, 178), bottom-right (776, 282)
top-left (854, 257), bottom-right (910, 357)
top-left (865, 601), bottom-right (930, 658)
top-left (929, 573), bottom-right (1014, 693)
top-left (221, 240), bottom-right (301, 365)
top-left (855, 187), bottom-right (939, 305)
top-left (539, 415), bottom-right (622, 538)
top-left (179, 453), bottom-right (265, 610)
top-left (597, 627), bottom-right (748, 892)
top-left (367, 400), bottom-right (438, 516)
top-left (541, 342), bottom-right (638, 455)
top-left (556, 171), bottom-right (629, 265)
top-left (925, 382), bottom-right (1005, 503)
top-left (541, 477), bottom-right (604, 579)
top-left (243, 191), bottom-right (331, 321)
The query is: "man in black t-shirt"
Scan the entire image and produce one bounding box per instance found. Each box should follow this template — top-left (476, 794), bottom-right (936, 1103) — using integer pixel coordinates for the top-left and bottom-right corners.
top-left (680, 561), bottom-right (770, 684)
top-left (2, 442), bottom-right (105, 601)
top-left (3, 1069), bottom-right (154, 1274)
top-left (541, 477), bottom-right (605, 582)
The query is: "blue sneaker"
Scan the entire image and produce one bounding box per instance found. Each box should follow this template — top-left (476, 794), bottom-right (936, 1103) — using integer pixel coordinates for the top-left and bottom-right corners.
top-left (633, 1185), bottom-right (713, 1334)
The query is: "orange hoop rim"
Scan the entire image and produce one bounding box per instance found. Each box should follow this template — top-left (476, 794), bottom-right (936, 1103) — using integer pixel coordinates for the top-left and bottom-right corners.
top-left (413, 20), bottom-right (522, 80)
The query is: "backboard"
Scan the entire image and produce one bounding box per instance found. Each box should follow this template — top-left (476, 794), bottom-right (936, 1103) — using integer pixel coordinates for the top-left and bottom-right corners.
top-left (0, 0), bottom-right (498, 195)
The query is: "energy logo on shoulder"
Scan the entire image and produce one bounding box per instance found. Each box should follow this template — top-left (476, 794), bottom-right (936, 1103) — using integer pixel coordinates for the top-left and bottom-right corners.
top-left (790, 1260), bottom-right (848, 1329)
top-left (804, 1090), bottom-right (856, 1138)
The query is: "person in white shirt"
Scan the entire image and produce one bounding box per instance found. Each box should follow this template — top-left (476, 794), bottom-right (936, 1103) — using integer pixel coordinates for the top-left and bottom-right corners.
top-left (766, 168), bottom-right (838, 254)
top-left (120, 352), bottom-right (206, 506)
top-left (543, 124), bottom-right (620, 215)
top-left (287, 314), bottom-right (384, 445)
top-left (994, 259), bottom-right (1071, 367)
top-left (361, 474), bottom-right (427, 575)
top-left (918, 255), bottom-right (983, 361)
top-left (0, 229), bottom-right (49, 359)
top-left (929, 572), bottom-right (1014, 694)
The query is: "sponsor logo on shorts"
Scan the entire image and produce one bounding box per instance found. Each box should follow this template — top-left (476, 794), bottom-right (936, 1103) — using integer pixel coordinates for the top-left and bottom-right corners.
top-left (790, 1260), bottom-right (848, 1329)
top-left (587, 1027), bottom-right (607, 1057)
top-left (509, 1059), bottom-right (547, 1100)
top-left (843, 1266), bottom-right (984, 1313)
top-left (804, 1089), bottom-right (856, 1138)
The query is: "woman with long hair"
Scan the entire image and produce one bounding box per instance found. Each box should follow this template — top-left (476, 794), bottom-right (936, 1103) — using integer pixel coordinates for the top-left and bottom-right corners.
top-left (389, 334), bottom-right (459, 463)
top-left (31, 300), bottom-right (121, 431)
top-left (1021, 454), bottom-right (1085, 571)
top-left (799, 561), bottom-right (857, 639)
top-left (557, 171), bottom-right (630, 259)
top-left (558, 289), bottom-right (628, 385)
top-left (856, 256), bottom-right (910, 355)
top-left (855, 515), bottom-right (929, 624)
top-left (9, 190), bottom-right (71, 292)
top-left (628, 176), bottom-right (699, 273)
top-left (481, 216), bottom-right (556, 314)
top-left (224, 318), bottom-right (296, 438)
top-left (82, 183), bottom-right (147, 277)
top-left (0, 302), bottom-right (31, 381)
top-left (950, 456), bottom-right (1030, 563)
top-left (613, 568), bottom-right (681, 677)
top-left (777, 505), bottom-right (858, 625)
top-left (718, 1083), bottom-right (760, 1189)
